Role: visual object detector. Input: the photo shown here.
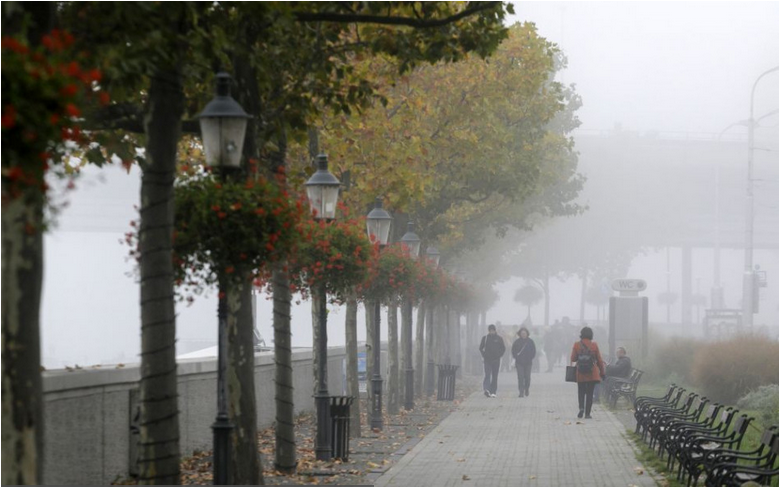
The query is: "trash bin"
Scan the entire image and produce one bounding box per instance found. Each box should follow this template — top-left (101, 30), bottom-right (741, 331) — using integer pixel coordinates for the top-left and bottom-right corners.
top-left (436, 364), bottom-right (459, 401)
top-left (329, 396), bottom-right (354, 461)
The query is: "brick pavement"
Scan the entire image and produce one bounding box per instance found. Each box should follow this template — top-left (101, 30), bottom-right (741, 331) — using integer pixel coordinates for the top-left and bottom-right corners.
top-left (374, 367), bottom-right (657, 487)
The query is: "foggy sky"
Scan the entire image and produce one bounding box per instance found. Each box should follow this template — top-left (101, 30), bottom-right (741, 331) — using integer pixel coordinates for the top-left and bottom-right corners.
top-left (40, 2), bottom-right (779, 368)
top-left (509, 2), bottom-right (779, 134)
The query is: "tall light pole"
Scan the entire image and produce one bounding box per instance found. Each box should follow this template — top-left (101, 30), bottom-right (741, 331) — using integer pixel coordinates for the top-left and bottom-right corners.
top-left (365, 198), bottom-right (392, 431)
top-left (399, 222), bottom-right (420, 411)
top-left (196, 72), bottom-right (251, 485)
top-left (742, 66), bottom-right (778, 329)
top-left (305, 154), bottom-right (341, 461)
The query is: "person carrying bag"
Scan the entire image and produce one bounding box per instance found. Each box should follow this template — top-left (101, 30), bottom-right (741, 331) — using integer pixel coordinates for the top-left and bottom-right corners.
top-left (569, 326), bottom-right (605, 419)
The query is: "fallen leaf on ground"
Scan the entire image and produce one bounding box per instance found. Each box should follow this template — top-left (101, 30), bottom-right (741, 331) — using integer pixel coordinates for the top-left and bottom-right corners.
top-left (564, 421), bottom-right (572, 425)
top-left (634, 467), bottom-right (644, 475)
top-left (462, 475), bottom-right (471, 480)
top-left (456, 458), bottom-right (466, 462)
top-left (575, 421), bottom-right (584, 425)
top-left (529, 475), bottom-right (537, 480)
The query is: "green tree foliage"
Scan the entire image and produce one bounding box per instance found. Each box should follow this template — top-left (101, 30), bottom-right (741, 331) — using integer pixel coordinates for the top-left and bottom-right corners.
top-left (299, 23), bottom-right (582, 262)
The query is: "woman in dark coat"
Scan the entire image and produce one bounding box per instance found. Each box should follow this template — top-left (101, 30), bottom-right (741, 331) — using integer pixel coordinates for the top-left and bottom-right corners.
top-left (570, 326), bottom-right (605, 419)
top-left (511, 327), bottom-right (537, 397)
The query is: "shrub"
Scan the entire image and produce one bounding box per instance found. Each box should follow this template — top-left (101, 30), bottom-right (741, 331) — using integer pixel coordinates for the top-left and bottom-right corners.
top-left (737, 384), bottom-right (779, 429)
top-left (646, 336), bottom-right (704, 386)
top-left (691, 334), bottom-right (778, 404)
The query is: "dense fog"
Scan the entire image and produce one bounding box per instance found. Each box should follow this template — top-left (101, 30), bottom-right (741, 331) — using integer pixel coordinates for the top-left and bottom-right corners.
top-left (41, 2), bottom-right (778, 368)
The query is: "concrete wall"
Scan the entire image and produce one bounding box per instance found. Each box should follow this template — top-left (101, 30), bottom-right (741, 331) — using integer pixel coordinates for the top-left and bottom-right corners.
top-left (42, 345), bottom-right (385, 485)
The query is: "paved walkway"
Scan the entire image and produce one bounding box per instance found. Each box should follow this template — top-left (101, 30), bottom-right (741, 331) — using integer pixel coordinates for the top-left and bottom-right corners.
top-left (375, 367), bottom-right (657, 487)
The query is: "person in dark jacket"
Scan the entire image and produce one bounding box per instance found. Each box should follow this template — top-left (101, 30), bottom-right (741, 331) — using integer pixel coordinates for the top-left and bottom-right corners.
top-left (605, 347), bottom-right (632, 378)
top-left (595, 346), bottom-right (633, 401)
top-left (594, 346), bottom-right (632, 401)
top-left (511, 327), bottom-right (537, 397)
top-left (569, 326), bottom-right (605, 419)
top-left (479, 324), bottom-right (506, 397)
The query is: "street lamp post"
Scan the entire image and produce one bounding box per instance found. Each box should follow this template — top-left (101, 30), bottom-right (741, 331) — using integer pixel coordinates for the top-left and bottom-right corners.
top-left (365, 198), bottom-right (393, 430)
top-left (424, 246), bottom-right (440, 397)
top-left (399, 222), bottom-right (420, 411)
top-left (742, 66), bottom-right (778, 329)
top-left (197, 72), bottom-right (251, 485)
top-left (305, 154), bottom-right (341, 461)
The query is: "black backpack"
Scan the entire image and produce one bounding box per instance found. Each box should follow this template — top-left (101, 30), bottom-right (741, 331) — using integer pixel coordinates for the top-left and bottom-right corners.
top-left (576, 342), bottom-right (594, 374)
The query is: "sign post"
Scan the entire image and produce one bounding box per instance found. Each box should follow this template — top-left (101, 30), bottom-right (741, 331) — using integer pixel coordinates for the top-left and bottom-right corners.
top-left (609, 279), bottom-right (649, 360)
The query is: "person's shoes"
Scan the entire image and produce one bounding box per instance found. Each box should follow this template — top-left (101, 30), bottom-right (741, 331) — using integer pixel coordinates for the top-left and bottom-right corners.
top-left (585, 414), bottom-right (593, 419)
top-left (490, 393), bottom-right (497, 398)
top-left (519, 392), bottom-right (524, 397)
top-left (525, 390), bottom-right (529, 397)
top-left (484, 389), bottom-right (490, 397)
top-left (578, 409), bottom-right (584, 418)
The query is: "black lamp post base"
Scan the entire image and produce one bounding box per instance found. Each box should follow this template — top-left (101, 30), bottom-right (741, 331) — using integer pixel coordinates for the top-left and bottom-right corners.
top-left (212, 416), bottom-right (233, 485)
top-left (315, 391), bottom-right (332, 461)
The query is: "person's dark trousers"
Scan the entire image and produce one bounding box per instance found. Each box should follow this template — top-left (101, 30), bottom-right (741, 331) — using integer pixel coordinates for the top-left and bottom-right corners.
top-left (483, 359), bottom-right (501, 394)
top-left (577, 382), bottom-right (596, 415)
top-left (516, 363), bottom-right (532, 395)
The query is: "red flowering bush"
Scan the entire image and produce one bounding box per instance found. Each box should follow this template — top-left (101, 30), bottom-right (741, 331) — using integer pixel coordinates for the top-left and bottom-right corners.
top-left (410, 260), bottom-right (448, 303)
top-left (359, 244), bottom-right (420, 304)
top-left (410, 262), bottom-right (476, 310)
top-left (287, 218), bottom-right (374, 302)
top-left (1, 30), bottom-right (110, 202)
top-left (171, 172), bottom-right (304, 294)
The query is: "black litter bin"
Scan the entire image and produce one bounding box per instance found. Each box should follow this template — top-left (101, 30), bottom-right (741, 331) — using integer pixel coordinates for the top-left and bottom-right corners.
top-left (436, 364), bottom-right (459, 401)
top-left (329, 396), bottom-right (354, 461)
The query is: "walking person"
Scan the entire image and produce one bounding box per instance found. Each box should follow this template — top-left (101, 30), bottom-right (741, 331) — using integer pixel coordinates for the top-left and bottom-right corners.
top-left (479, 324), bottom-right (505, 397)
top-left (570, 326), bottom-right (605, 419)
top-left (512, 327), bottom-right (536, 397)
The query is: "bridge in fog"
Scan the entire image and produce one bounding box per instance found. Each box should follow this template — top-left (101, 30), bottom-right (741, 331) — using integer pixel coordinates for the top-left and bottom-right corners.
top-left (572, 128), bottom-right (778, 325)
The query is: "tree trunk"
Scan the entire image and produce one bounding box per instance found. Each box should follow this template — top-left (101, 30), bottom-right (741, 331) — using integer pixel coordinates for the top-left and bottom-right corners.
top-left (227, 277), bottom-right (261, 484)
top-left (365, 300), bottom-right (375, 423)
top-left (400, 300), bottom-right (411, 405)
top-left (543, 273), bottom-right (550, 328)
top-left (344, 294), bottom-right (361, 438)
top-left (424, 305), bottom-right (435, 396)
top-left (311, 287), bottom-right (323, 397)
top-left (579, 272), bottom-right (586, 324)
top-left (414, 304), bottom-right (425, 397)
top-left (1, 191), bottom-right (44, 485)
top-left (468, 311), bottom-right (479, 375)
top-left (387, 303), bottom-right (399, 415)
top-left (272, 263), bottom-right (296, 472)
top-left (138, 67), bottom-right (183, 485)
top-left (1, 7), bottom-right (53, 483)
top-left (442, 306), bottom-right (451, 365)
top-left (230, 48), bottom-right (264, 484)
top-left (454, 311), bottom-right (462, 377)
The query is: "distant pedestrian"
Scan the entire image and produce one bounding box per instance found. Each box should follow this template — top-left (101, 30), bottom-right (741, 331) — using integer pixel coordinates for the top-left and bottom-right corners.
top-left (479, 324), bottom-right (506, 397)
top-left (512, 327), bottom-right (537, 397)
top-left (570, 326), bottom-right (605, 419)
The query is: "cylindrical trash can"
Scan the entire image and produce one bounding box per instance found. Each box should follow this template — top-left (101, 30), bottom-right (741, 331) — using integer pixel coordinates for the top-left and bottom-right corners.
top-left (329, 396), bottom-right (354, 461)
top-left (436, 364), bottom-right (459, 401)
